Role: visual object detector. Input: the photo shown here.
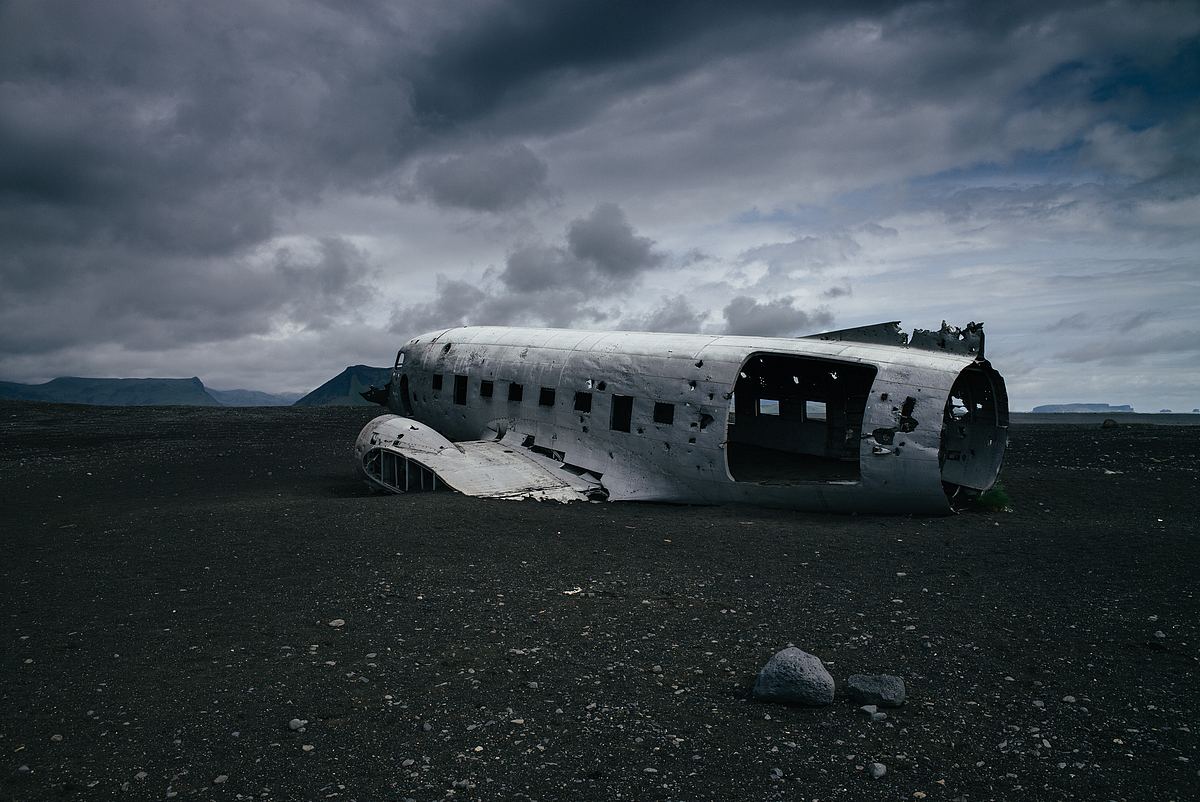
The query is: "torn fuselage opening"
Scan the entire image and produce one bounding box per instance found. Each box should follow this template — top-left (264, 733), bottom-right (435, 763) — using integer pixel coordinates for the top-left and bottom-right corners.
top-left (940, 360), bottom-right (1009, 496)
top-left (725, 352), bottom-right (877, 484)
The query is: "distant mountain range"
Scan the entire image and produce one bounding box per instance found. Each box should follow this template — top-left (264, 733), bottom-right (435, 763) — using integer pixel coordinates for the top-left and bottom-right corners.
top-left (0, 366), bottom-right (388, 407)
top-left (1031, 403), bottom-right (1135, 413)
top-left (0, 376), bottom-right (220, 406)
top-left (293, 365), bottom-right (391, 406)
top-left (207, 388), bottom-right (304, 406)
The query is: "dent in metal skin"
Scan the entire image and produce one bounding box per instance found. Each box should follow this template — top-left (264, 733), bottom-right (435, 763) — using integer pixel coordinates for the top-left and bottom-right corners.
top-left (355, 324), bottom-right (1008, 513)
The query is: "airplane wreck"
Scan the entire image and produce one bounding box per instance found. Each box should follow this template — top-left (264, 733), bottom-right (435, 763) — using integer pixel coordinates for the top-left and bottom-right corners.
top-left (355, 322), bottom-right (1007, 513)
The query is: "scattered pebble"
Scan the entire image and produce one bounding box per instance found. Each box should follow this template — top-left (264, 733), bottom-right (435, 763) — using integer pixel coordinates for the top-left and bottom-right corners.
top-left (288, 718), bottom-right (307, 731)
top-left (302, 744), bottom-right (315, 752)
top-left (1062, 695), bottom-right (1076, 703)
top-left (213, 775), bottom-right (228, 784)
top-left (328, 619), bottom-right (346, 628)
top-left (868, 762), bottom-right (887, 779)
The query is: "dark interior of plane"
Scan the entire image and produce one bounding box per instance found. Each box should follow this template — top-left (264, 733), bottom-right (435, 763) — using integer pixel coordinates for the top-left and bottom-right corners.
top-left (725, 353), bottom-right (876, 484)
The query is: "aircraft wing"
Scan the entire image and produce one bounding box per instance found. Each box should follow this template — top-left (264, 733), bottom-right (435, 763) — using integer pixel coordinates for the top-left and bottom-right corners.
top-left (354, 414), bottom-right (602, 502)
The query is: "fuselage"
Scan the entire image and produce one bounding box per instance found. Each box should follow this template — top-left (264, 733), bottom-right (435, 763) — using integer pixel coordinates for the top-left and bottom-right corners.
top-left (373, 325), bottom-right (1008, 513)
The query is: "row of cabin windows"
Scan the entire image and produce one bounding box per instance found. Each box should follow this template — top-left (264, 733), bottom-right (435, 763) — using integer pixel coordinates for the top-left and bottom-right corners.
top-left (431, 373), bottom-right (676, 432)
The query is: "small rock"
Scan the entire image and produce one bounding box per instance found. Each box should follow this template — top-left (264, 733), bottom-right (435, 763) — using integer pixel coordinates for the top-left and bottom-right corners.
top-left (868, 762), bottom-right (887, 779)
top-left (651, 665), bottom-right (663, 674)
top-left (1062, 695), bottom-right (1076, 703)
top-left (422, 722), bottom-right (433, 732)
top-left (50, 734), bottom-right (63, 743)
top-left (752, 647), bottom-right (835, 706)
top-left (402, 759), bottom-right (415, 767)
top-left (1154, 630), bottom-right (1166, 639)
top-left (328, 619), bottom-right (346, 628)
top-left (302, 744), bottom-right (314, 752)
top-left (288, 718), bottom-right (307, 731)
top-left (846, 674), bottom-right (906, 707)
top-left (213, 775), bottom-right (228, 784)
top-left (871, 711), bottom-right (888, 722)
top-left (16, 765), bottom-right (31, 776)
top-left (859, 704), bottom-right (878, 715)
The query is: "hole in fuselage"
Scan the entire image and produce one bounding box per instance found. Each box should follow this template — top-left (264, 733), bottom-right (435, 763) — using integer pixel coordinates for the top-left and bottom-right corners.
top-left (940, 362), bottom-right (1009, 495)
top-left (726, 353), bottom-right (876, 484)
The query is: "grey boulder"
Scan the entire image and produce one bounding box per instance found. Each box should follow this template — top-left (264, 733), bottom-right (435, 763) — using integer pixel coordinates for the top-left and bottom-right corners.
top-left (846, 673), bottom-right (906, 707)
top-left (752, 647), bottom-right (835, 706)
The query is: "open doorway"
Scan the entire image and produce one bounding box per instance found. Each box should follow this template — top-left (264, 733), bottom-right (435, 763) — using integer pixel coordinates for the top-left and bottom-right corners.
top-left (726, 353), bottom-right (876, 483)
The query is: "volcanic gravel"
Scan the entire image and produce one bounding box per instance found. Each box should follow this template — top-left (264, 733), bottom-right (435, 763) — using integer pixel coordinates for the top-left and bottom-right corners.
top-left (1, 401), bottom-right (1197, 801)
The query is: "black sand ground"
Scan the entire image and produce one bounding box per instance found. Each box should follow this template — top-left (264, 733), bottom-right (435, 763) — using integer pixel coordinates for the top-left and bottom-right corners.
top-left (1, 401), bottom-right (1197, 801)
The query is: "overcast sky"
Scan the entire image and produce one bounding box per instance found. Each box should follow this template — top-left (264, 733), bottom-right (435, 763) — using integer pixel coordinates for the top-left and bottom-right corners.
top-left (1, 0), bottom-right (1197, 410)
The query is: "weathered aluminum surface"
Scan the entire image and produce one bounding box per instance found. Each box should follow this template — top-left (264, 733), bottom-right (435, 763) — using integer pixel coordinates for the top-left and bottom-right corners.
top-left (354, 414), bottom-right (594, 501)
top-left (356, 324), bottom-right (1009, 513)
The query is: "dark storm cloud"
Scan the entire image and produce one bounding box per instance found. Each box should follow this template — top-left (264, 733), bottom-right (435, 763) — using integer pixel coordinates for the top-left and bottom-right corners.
top-left (0, 235), bottom-right (374, 356)
top-left (565, 203), bottom-right (662, 278)
top-left (619, 295), bottom-right (708, 333)
top-left (500, 203), bottom-right (663, 292)
top-left (2, 0), bottom-right (1198, 400)
top-left (0, 1), bottom-right (411, 364)
top-left (722, 296), bottom-right (833, 338)
top-left (392, 203), bottom-right (664, 336)
top-left (414, 144), bottom-right (550, 211)
top-left (408, 1), bottom-right (1113, 133)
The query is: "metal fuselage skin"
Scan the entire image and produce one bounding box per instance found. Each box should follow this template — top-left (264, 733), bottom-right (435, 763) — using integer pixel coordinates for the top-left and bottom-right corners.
top-left (377, 326), bottom-right (1009, 513)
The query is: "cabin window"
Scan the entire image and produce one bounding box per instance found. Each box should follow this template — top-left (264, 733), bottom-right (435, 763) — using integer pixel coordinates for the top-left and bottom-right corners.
top-left (726, 353), bottom-right (876, 484)
top-left (653, 402), bottom-right (675, 425)
top-left (574, 391), bottom-right (592, 413)
top-left (431, 374), bottom-right (443, 391)
top-left (508, 382), bottom-right (523, 402)
top-left (453, 374), bottom-right (467, 405)
top-left (610, 395), bottom-right (633, 433)
top-left (480, 380), bottom-right (494, 398)
top-left (757, 398), bottom-right (780, 416)
top-left (539, 387), bottom-right (556, 407)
